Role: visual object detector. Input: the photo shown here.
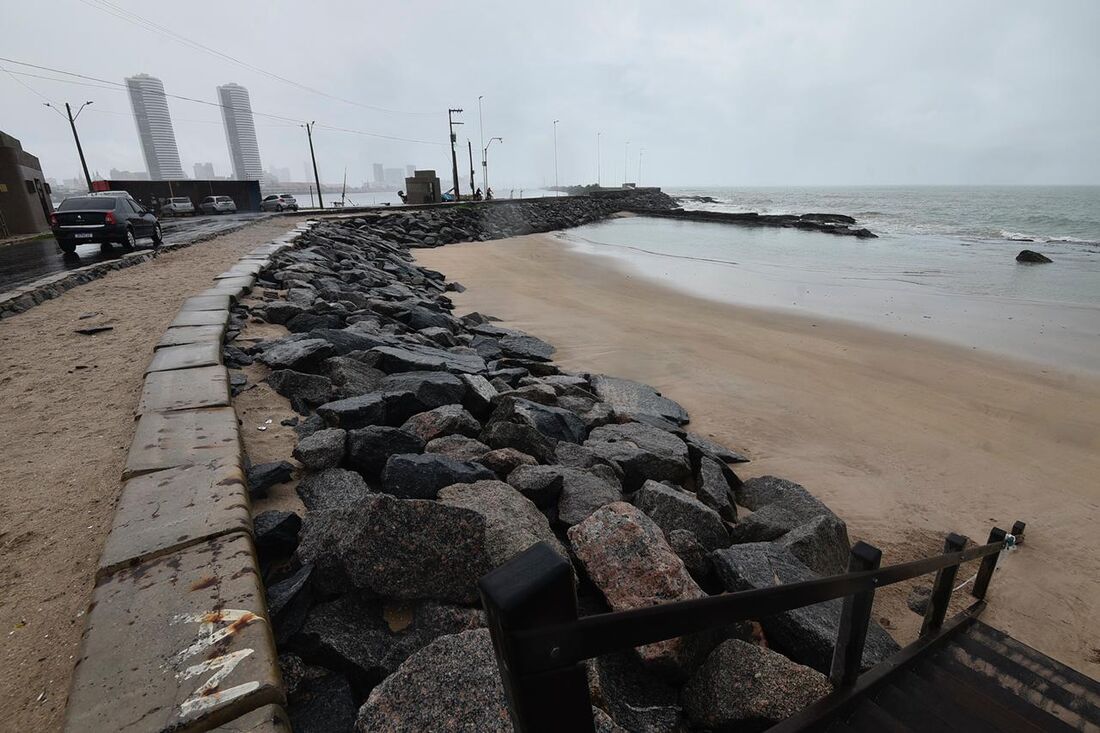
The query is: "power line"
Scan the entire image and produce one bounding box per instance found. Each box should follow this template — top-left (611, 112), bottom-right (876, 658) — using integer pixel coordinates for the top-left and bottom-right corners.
top-left (79, 0), bottom-right (440, 118)
top-left (0, 63), bottom-right (64, 113)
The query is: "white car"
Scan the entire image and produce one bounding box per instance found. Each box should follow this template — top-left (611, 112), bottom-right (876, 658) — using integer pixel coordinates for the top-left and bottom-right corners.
top-left (260, 193), bottom-right (299, 212)
top-left (161, 197), bottom-right (196, 216)
top-left (199, 195), bottom-right (237, 215)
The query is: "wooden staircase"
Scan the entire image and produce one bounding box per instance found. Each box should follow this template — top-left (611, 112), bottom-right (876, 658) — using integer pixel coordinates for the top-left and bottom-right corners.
top-left (824, 621), bottom-right (1100, 732)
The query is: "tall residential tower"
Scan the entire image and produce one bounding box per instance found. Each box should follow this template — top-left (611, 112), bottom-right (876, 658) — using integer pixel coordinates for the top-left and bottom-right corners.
top-left (217, 83), bottom-right (263, 180)
top-left (125, 73), bottom-right (186, 180)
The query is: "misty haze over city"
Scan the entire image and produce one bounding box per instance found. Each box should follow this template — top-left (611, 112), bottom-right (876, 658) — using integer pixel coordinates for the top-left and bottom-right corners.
top-left (3, 0), bottom-right (1099, 189)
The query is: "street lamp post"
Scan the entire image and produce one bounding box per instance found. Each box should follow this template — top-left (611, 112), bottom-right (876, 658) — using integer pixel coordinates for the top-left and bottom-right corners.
top-left (47, 101), bottom-right (94, 191)
top-left (624, 140), bottom-right (630, 187)
top-left (304, 121), bottom-right (323, 209)
top-left (638, 148), bottom-right (645, 186)
top-left (596, 131), bottom-right (601, 187)
top-left (448, 108), bottom-right (464, 202)
top-left (553, 120), bottom-right (560, 196)
top-left (484, 137), bottom-right (502, 194)
top-left (478, 95), bottom-right (487, 192)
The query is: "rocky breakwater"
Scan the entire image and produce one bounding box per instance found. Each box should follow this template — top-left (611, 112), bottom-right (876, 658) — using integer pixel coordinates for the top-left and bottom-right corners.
top-left (636, 207), bottom-right (878, 238)
top-left (233, 202), bottom-right (899, 732)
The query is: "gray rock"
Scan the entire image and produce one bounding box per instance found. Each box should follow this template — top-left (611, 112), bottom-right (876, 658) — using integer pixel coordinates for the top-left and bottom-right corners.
top-left (260, 302), bottom-right (305, 325)
top-left (380, 370), bottom-right (467, 414)
top-left (439, 480), bottom-right (568, 565)
top-left (400, 404), bottom-right (481, 443)
top-left (681, 639), bottom-right (831, 732)
top-left (480, 420), bottom-right (557, 463)
top-left (295, 495), bottom-right (492, 603)
top-left (776, 513), bottom-right (850, 576)
top-left (499, 333), bottom-right (556, 361)
top-left (424, 434), bottom-right (491, 462)
top-left (381, 453), bottom-right (496, 499)
top-left (555, 442), bottom-right (624, 477)
top-left (558, 468), bottom-right (623, 528)
top-left (735, 475), bottom-right (831, 517)
top-left (345, 426), bottom-right (425, 477)
top-left (296, 468), bottom-right (371, 510)
top-left (254, 509), bottom-right (301, 560)
top-left (589, 649), bottom-right (684, 733)
top-left (310, 327), bottom-right (392, 355)
top-left (1016, 249), bottom-right (1053, 263)
top-left (478, 447), bottom-right (537, 477)
top-left (635, 480), bottom-right (730, 551)
top-left (370, 343), bottom-right (486, 375)
top-left (694, 455), bottom-right (738, 522)
top-left (460, 373), bottom-right (498, 418)
top-left (591, 374), bottom-right (689, 425)
top-left (505, 464), bottom-right (565, 509)
top-left (258, 338), bottom-right (334, 371)
top-left (317, 371), bottom-right (465, 429)
top-left (288, 672), bottom-right (357, 733)
top-left (685, 431), bottom-right (750, 464)
top-left (315, 393), bottom-right (388, 429)
top-left (907, 583), bottom-right (932, 616)
top-left (247, 460), bottom-right (295, 499)
top-left (323, 356), bottom-right (385, 398)
top-left (668, 529), bottom-right (712, 583)
top-left (293, 428), bottom-right (347, 471)
top-left (267, 370), bottom-right (333, 414)
top-left (267, 564), bottom-right (313, 645)
top-left (710, 542), bottom-right (899, 673)
top-left (491, 397), bottom-right (587, 444)
top-left (585, 422), bottom-right (692, 491)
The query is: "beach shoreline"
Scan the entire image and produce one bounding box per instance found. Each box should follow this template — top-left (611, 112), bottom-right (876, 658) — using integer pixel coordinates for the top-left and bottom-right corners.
top-left (416, 232), bottom-right (1100, 677)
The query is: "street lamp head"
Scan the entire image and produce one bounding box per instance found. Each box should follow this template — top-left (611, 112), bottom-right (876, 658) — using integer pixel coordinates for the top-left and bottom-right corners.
top-left (86, 101), bottom-right (93, 105)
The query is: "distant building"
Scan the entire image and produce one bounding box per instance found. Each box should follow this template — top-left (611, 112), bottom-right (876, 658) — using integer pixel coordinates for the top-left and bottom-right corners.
top-left (193, 162), bottom-right (216, 179)
top-left (125, 73), bottom-right (186, 180)
top-left (267, 165), bottom-right (291, 183)
top-left (110, 168), bottom-right (149, 180)
top-left (384, 167), bottom-right (403, 187)
top-left (217, 83), bottom-right (263, 180)
top-left (405, 164), bottom-right (416, 178)
top-left (372, 163), bottom-right (385, 184)
top-left (0, 131), bottom-right (53, 236)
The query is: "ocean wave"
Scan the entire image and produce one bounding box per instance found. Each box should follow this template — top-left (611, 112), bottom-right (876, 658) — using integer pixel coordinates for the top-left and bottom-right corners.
top-left (999, 230), bottom-right (1100, 245)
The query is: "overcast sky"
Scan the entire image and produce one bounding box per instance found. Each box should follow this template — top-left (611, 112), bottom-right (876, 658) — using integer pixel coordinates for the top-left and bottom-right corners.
top-left (3, 0), bottom-right (1098, 189)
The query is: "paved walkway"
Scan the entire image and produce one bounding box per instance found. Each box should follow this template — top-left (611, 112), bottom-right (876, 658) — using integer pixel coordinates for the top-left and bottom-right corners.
top-left (0, 217), bottom-right (296, 732)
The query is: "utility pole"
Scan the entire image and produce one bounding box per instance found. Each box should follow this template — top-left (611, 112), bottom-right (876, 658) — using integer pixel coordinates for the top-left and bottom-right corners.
top-left (596, 131), bottom-right (601, 188)
top-left (484, 137), bottom-right (502, 194)
top-left (553, 119), bottom-right (560, 196)
top-left (47, 101), bottom-right (94, 191)
top-left (478, 95), bottom-right (487, 191)
top-left (624, 140), bottom-right (630, 186)
top-left (305, 121), bottom-right (323, 209)
top-left (638, 148), bottom-right (645, 186)
top-left (468, 140), bottom-right (476, 198)
top-left (448, 108), bottom-right (463, 202)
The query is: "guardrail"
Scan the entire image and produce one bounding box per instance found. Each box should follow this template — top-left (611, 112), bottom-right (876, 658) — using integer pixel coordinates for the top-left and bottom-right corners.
top-left (479, 520), bottom-right (1025, 732)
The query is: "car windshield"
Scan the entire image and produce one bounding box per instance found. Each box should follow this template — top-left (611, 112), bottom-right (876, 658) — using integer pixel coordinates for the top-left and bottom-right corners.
top-left (217, 197), bottom-right (232, 202)
top-left (58, 198), bottom-right (115, 211)
top-left (171, 198), bottom-right (190, 204)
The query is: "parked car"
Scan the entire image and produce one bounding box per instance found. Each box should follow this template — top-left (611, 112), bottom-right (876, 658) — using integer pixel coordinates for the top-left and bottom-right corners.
top-left (260, 193), bottom-right (299, 212)
top-left (200, 195), bottom-right (237, 214)
top-left (50, 195), bottom-right (162, 254)
top-left (162, 197), bottom-right (196, 216)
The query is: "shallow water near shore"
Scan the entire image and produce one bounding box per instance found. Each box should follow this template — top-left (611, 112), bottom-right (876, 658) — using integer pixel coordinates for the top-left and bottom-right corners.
top-left (560, 216), bottom-right (1100, 373)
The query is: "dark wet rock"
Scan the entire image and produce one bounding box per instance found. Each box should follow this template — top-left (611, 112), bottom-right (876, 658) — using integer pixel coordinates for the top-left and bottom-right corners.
top-left (499, 334), bottom-right (556, 361)
top-left (247, 460), bottom-right (295, 499)
top-left (491, 396), bottom-right (587, 444)
top-left (480, 419), bottom-right (557, 463)
top-left (776, 513), bottom-right (850, 576)
top-left (555, 442), bottom-right (624, 478)
top-left (317, 370), bottom-right (465, 429)
top-left (585, 422), bottom-right (692, 491)
top-left (253, 509), bottom-right (302, 560)
top-left (469, 334), bottom-right (503, 360)
top-left (287, 312), bottom-right (343, 333)
top-left (295, 495), bottom-right (491, 602)
top-left (345, 426), bottom-right (425, 477)
top-left (287, 671), bottom-right (357, 733)
top-left (267, 370), bottom-right (334, 414)
top-left (312, 326), bottom-right (396, 355)
top-left (685, 431), bottom-right (750, 464)
top-left (681, 639), bottom-right (831, 732)
top-left (380, 370), bottom-right (467, 412)
top-left (460, 373), bottom-right (498, 418)
top-left (478, 447), bottom-right (537, 476)
top-left (294, 413), bottom-right (327, 439)
top-left (439, 480), bottom-right (567, 565)
top-left (370, 343), bottom-right (486, 374)
top-left (381, 453), bottom-right (496, 500)
top-left (258, 338), bottom-right (334, 372)
top-left (711, 542), bottom-right (899, 674)
top-left (668, 528), bottom-right (712, 585)
top-left (634, 480), bottom-right (730, 551)
top-left (267, 563), bottom-right (313, 645)
top-left (727, 504), bottom-right (804, 544)
top-left (419, 326), bottom-right (459, 346)
top-left (589, 649), bottom-right (684, 733)
top-left (1016, 249), bottom-right (1053, 263)
top-left (355, 629), bottom-right (511, 732)
top-left (591, 374), bottom-right (689, 425)
top-left (505, 464), bottom-right (565, 509)
top-left (295, 467), bottom-right (371, 510)
top-left (400, 404), bottom-right (481, 443)
top-left (500, 382), bottom-right (558, 406)
top-left (222, 345), bottom-right (253, 368)
top-left (424, 434), bottom-right (491, 462)
top-left (735, 475), bottom-right (833, 516)
top-left (322, 357), bottom-right (386, 398)
top-left (693, 454), bottom-right (739, 522)
top-left (293, 428), bottom-right (347, 471)
top-left (260, 302), bottom-right (305, 325)
top-left (569, 502), bottom-right (708, 676)
top-left (405, 304), bottom-right (455, 331)
top-left (558, 468), bottom-right (624, 527)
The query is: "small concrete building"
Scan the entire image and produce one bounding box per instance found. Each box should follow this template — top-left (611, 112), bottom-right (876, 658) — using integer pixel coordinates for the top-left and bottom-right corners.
top-left (404, 169), bottom-right (441, 205)
top-left (0, 131), bottom-right (53, 236)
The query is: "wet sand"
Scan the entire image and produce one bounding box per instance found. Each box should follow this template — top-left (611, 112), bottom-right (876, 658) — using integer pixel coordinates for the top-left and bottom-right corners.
top-left (417, 233), bottom-right (1100, 677)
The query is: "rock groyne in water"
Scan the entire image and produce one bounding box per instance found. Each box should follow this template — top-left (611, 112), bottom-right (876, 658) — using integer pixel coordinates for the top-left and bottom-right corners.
top-left (237, 195), bottom-right (897, 731)
top-left (632, 207), bottom-right (878, 238)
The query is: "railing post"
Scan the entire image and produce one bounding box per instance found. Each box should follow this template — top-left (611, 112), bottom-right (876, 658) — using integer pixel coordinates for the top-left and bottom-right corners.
top-left (1011, 520), bottom-right (1026, 543)
top-left (920, 532), bottom-right (968, 636)
top-left (829, 541), bottom-right (882, 688)
top-left (971, 526), bottom-right (1006, 600)
top-left (479, 542), bottom-right (594, 733)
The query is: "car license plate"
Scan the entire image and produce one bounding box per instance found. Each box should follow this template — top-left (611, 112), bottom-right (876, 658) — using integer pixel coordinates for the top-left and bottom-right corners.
top-left (74, 233), bottom-right (94, 239)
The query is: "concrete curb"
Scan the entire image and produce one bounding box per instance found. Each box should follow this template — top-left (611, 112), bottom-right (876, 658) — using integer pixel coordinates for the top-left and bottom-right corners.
top-left (0, 219), bottom-right (267, 320)
top-left (62, 221), bottom-right (317, 732)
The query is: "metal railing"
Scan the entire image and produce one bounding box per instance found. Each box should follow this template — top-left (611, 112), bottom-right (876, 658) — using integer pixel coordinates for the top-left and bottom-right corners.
top-left (479, 520), bottom-right (1025, 733)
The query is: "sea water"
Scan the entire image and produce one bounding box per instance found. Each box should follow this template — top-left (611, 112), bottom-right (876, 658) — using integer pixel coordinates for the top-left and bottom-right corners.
top-left (560, 186), bottom-right (1100, 373)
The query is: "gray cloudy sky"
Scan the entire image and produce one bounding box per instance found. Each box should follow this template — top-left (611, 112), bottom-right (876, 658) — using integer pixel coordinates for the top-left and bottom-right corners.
top-left (3, 0), bottom-right (1098, 188)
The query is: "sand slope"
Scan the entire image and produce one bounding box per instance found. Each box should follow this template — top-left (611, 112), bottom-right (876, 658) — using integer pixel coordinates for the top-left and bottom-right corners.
top-left (417, 234), bottom-right (1100, 677)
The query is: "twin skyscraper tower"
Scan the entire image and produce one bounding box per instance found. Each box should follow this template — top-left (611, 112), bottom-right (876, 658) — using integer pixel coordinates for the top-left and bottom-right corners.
top-left (124, 74), bottom-right (262, 181)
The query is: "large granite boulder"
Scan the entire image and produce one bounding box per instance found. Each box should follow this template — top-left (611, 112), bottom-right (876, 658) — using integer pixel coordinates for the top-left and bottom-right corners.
top-left (288, 671), bottom-right (357, 733)
top-left (355, 629), bottom-right (512, 732)
top-left (317, 371), bottom-right (465, 428)
top-left (684, 431), bottom-right (750, 464)
top-left (1016, 249), bottom-right (1053, 264)
top-left (258, 337), bottom-right (334, 372)
top-left (400, 404), bottom-right (481, 443)
top-left (369, 343), bottom-right (486, 374)
top-left (694, 455), bottom-right (739, 522)
top-left (557, 468), bottom-right (623, 527)
top-left (584, 422), bottom-right (692, 490)
top-left (295, 495), bottom-right (492, 603)
top-left (293, 428), bottom-right (346, 471)
top-left (491, 397), bottom-right (588, 444)
top-left (634, 480), bottom-right (730, 551)
top-left (322, 356), bottom-right (385, 399)
top-left (439, 480), bottom-right (568, 565)
top-left (568, 502), bottom-right (709, 676)
top-left (296, 468), bottom-right (372, 511)
top-left (345, 426), bottom-right (425, 477)
top-left (424, 434), bottom-right (491, 462)
top-left (589, 649), bottom-right (685, 733)
top-left (681, 639), bottom-right (831, 732)
top-left (479, 447), bottom-right (537, 476)
top-left (499, 334), bottom-right (556, 361)
top-left (590, 374), bottom-right (689, 425)
top-left (267, 370), bottom-right (334, 414)
top-left (480, 420), bottom-right (557, 463)
top-left (710, 542), bottom-right (899, 673)
top-left (776, 513), bottom-right (850, 576)
top-left (381, 453), bottom-right (496, 499)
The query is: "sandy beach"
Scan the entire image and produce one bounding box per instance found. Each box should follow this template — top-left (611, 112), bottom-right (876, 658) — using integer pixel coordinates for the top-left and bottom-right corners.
top-left (417, 232), bottom-right (1100, 677)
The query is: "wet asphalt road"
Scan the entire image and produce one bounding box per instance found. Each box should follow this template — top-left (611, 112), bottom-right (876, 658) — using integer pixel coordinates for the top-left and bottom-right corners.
top-left (0, 212), bottom-right (273, 293)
